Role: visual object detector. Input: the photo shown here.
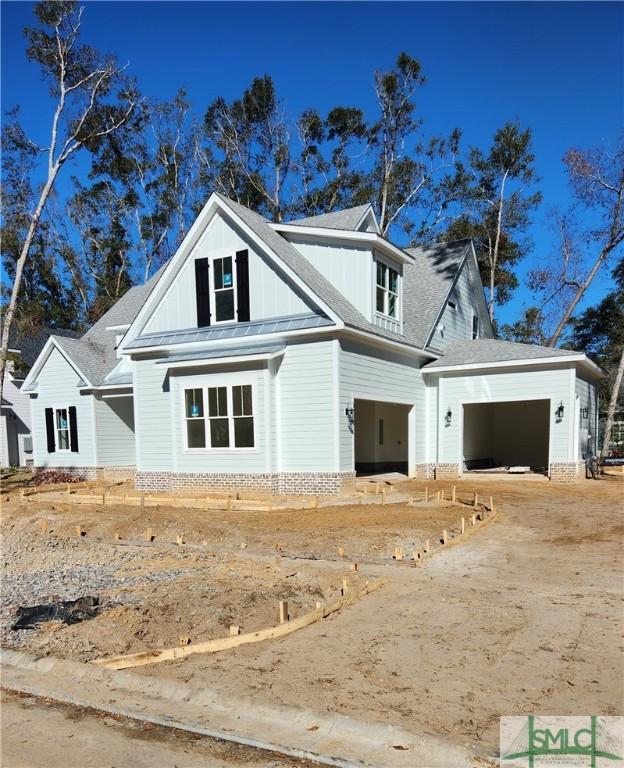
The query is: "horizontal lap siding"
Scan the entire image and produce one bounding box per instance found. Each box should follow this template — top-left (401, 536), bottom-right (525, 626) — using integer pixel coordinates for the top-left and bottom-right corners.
top-left (575, 372), bottom-right (598, 459)
top-left (95, 396), bottom-right (135, 466)
top-left (31, 348), bottom-right (96, 467)
top-left (278, 341), bottom-right (335, 472)
top-left (437, 365), bottom-right (574, 464)
top-left (339, 340), bottom-right (425, 471)
top-left (134, 360), bottom-right (173, 471)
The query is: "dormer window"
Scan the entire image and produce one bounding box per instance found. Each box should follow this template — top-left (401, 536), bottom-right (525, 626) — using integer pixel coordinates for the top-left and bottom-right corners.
top-left (376, 261), bottom-right (399, 319)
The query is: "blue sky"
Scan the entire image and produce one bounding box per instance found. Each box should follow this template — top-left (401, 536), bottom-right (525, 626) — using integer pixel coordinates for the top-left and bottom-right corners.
top-left (2, 1), bottom-right (622, 326)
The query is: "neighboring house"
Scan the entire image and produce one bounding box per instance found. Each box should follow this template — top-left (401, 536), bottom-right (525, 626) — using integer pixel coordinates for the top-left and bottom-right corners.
top-left (23, 194), bottom-right (601, 492)
top-left (1, 328), bottom-right (78, 467)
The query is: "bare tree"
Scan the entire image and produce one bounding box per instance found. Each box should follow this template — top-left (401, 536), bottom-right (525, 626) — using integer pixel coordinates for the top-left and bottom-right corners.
top-left (0, 1), bottom-right (137, 398)
top-left (544, 142), bottom-right (624, 347)
top-left (602, 347), bottom-right (624, 456)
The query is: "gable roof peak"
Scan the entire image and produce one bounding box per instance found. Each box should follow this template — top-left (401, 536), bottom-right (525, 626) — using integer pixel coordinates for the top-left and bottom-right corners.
top-left (286, 203), bottom-right (377, 232)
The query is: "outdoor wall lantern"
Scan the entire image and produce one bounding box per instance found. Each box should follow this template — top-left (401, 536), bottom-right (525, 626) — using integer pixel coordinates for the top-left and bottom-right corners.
top-left (444, 407), bottom-right (452, 427)
top-left (345, 402), bottom-right (355, 427)
top-left (581, 406), bottom-right (589, 420)
top-left (555, 401), bottom-right (565, 420)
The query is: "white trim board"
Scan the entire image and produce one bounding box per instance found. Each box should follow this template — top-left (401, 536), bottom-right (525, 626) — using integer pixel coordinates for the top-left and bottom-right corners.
top-left (273, 223), bottom-right (413, 265)
top-left (423, 355), bottom-right (601, 376)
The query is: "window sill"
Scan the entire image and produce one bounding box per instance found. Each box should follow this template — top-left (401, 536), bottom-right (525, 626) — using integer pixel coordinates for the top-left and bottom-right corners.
top-left (182, 448), bottom-right (258, 454)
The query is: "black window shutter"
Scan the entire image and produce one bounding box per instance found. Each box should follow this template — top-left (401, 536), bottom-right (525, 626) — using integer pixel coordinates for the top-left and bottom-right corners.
top-left (69, 406), bottom-right (79, 453)
top-left (195, 258), bottom-right (211, 327)
top-left (236, 249), bottom-right (250, 322)
top-left (45, 408), bottom-right (55, 453)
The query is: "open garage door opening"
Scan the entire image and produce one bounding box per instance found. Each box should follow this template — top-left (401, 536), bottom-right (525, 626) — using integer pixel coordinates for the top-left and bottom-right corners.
top-left (354, 399), bottom-right (409, 475)
top-left (462, 400), bottom-right (550, 476)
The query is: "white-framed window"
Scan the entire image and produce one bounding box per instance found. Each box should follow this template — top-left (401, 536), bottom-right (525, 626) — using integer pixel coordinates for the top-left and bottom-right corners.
top-left (185, 388), bottom-right (206, 448)
top-left (472, 312), bottom-right (479, 340)
top-left (375, 261), bottom-right (399, 319)
top-left (55, 407), bottom-right (70, 451)
top-left (212, 255), bottom-right (236, 323)
top-left (183, 384), bottom-right (255, 450)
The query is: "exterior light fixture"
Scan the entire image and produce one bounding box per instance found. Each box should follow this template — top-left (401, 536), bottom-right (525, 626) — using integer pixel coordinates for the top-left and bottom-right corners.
top-left (444, 407), bottom-right (452, 427)
top-left (556, 401), bottom-right (565, 420)
top-left (581, 407), bottom-right (589, 420)
top-left (345, 403), bottom-right (355, 426)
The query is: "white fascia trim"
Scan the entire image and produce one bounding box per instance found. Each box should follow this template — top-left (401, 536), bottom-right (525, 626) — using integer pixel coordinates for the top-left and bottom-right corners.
top-left (273, 223), bottom-right (413, 265)
top-left (338, 326), bottom-right (438, 361)
top-left (355, 205), bottom-right (381, 234)
top-left (155, 350), bottom-right (283, 370)
top-left (467, 241), bottom-right (494, 339)
top-left (121, 324), bottom-right (336, 357)
top-left (422, 355), bottom-right (592, 375)
top-left (79, 384), bottom-right (133, 393)
top-left (22, 337), bottom-right (93, 391)
top-left (105, 324), bottom-right (131, 332)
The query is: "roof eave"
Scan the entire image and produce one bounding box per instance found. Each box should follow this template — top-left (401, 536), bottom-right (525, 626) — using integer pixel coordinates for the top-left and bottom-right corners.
top-left (272, 223), bottom-right (413, 265)
top-left (422, 354), bottom-right (601, 375)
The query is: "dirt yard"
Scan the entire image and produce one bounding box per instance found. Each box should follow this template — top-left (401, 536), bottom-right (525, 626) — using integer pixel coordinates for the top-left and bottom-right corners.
top-left (1, 473), bottom-right (622, 760)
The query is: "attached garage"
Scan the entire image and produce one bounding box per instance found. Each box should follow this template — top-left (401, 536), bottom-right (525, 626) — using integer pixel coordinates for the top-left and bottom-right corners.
top-left (462, 399), bottom-right (550, 474)
top-left (354, 398), bottom-right (410, 474)
top-left (422, 339), bottom-right (602, 482)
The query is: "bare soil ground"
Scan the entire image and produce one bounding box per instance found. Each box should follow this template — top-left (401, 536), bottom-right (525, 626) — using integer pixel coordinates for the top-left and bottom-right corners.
top-left (1, 474), bottom-right (622, 760)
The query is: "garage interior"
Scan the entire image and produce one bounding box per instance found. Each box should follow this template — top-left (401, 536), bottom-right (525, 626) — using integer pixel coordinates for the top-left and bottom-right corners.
top-left (354, 399), bottom-right (409, 474)
top-left (462, 399), bottom-right (550, 475)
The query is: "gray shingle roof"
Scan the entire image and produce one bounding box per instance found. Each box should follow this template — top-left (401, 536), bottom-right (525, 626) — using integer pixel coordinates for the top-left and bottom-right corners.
top-left (217, 195), bottom-right (418, 347)
top-left (424, 338), bottom-right (580, 370)
top-left (286, 204), bottom-right (372, 230)
top-left (7, 326), bottom-right (80, 372)
top-left (51, 335), bottom-right (117, 386)
top-left (403, 240), bottom-right (471, 348)
top-left (54, 264), bottom-right (169, 385)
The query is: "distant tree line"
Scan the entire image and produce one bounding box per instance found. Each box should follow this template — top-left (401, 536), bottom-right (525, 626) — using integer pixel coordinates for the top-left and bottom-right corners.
top-left (1, 2), bottom-right (622, 449)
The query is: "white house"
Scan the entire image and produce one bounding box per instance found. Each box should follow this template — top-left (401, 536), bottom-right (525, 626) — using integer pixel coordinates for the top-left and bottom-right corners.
top-left (22, 194), bottom-right (601, 493)
top-left (1, 328), bottom-right (78, 467)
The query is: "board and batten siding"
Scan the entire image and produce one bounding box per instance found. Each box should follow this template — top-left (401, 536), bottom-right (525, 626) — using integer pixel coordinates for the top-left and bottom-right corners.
top-left (288, 238), bottom-right (373, 321)
top-left (143, 211), bottom-right (311, 335)
top-left (31, 348), bottom-right (96, 467)
top-left (429, 262), bottom-right (480, 353)
top-left (432, 364), bottom-right (576, 466)
top-left (94, 396), bottom-right (135, 466)
top-left (277, 340), bottom-right (336, 472)
top-left (339, 339), bottom-right (426, 472)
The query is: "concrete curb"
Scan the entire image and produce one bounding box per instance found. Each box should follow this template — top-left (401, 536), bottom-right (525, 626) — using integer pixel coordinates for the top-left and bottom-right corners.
top-left (1, 648), bottom-right (476, 768)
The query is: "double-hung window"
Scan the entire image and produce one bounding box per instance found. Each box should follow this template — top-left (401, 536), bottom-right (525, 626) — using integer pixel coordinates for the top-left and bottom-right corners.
top-left (376, 261), bottom-right (399, 319)
top-left (55, 408), bottom-right (70, 450)
top-left (213, 256), bottom-right (235, 322)
top-left (185, 389), bottom-right (206, 448)
top-left (184, 384), bottom-right (255, 449)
